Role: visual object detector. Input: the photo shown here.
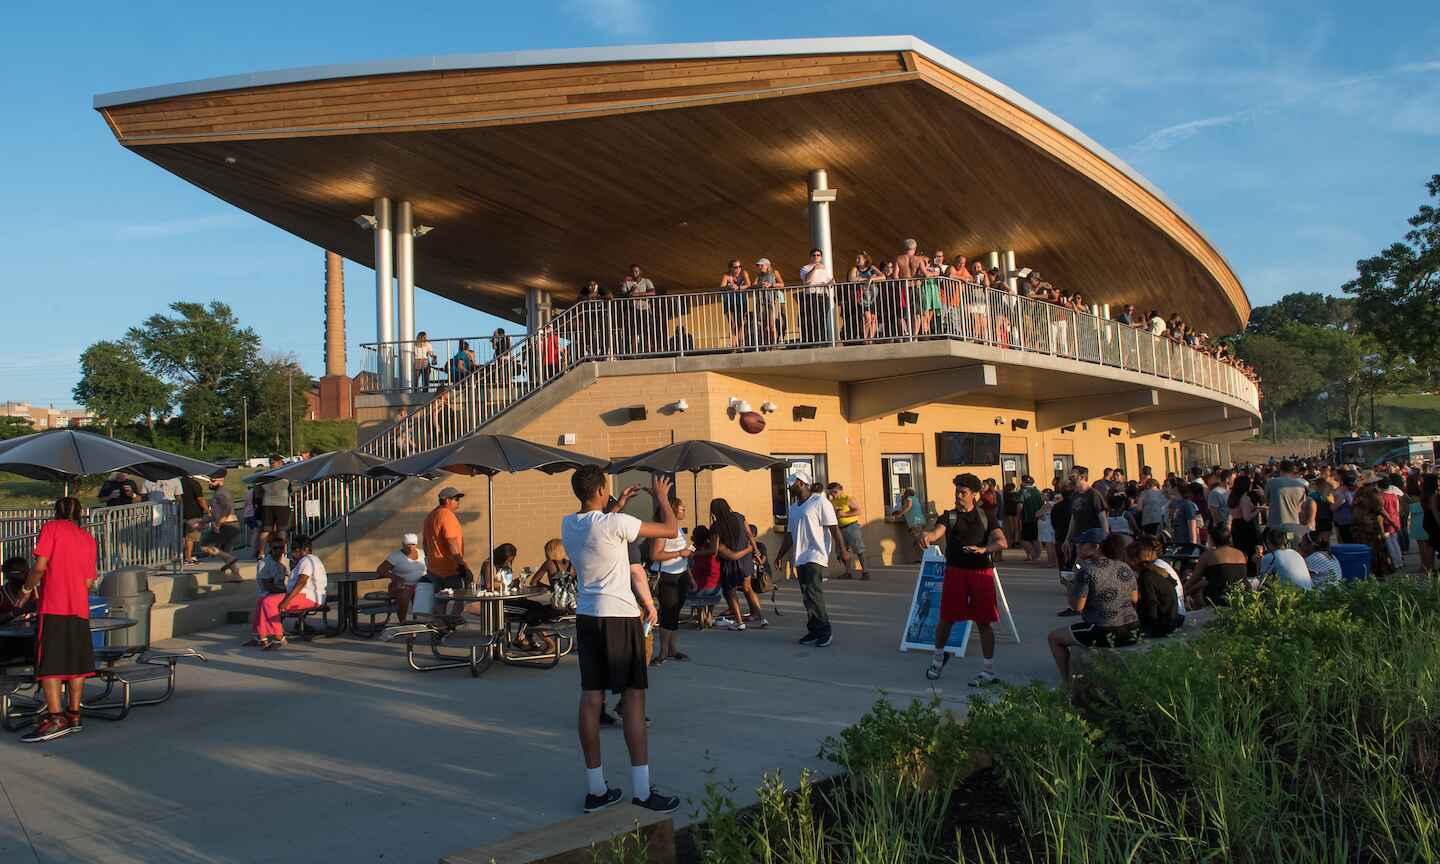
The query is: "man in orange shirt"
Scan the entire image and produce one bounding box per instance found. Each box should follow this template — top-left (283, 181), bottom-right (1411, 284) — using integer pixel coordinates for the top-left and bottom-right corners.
top-left (423, 488), bottom-right (471, 615)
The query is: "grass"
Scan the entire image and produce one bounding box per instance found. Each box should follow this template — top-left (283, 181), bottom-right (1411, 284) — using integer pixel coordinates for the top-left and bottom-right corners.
top-left (682, 579), bottom-right (1440, 864)
top-left (0, 468), bottom-right (259, 511)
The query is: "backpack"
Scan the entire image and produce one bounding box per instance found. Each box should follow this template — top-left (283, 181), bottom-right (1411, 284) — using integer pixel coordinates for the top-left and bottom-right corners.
top-left (943, 508), bottom-right (990, 537)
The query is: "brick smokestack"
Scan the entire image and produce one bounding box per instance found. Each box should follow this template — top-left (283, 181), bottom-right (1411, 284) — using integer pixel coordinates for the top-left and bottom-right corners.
top-left (324, 250), bottom-right (346, 377)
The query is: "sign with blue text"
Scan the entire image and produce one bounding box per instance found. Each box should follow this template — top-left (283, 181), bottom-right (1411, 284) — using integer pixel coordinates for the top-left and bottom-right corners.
top-left (900, 547), bottom-right (971, 656)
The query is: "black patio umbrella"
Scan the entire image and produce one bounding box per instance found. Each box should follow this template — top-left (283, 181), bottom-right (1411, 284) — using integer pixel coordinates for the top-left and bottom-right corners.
top-left (246, 449), bottom-right (393, 579)
top-left (369, 434), bottom-right (609, 566)
top-left (606, 440), bottom-right (785, 529)
top-left (0, 428), bottom-right (221, 486)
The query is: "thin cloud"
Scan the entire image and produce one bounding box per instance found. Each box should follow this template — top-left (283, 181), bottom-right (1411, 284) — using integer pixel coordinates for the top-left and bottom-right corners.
top-left (119, 213), bottom-right (243, 239)
top-left (563, 0), bottom-right (651, 38)
top-left (1125, 59), bottom-right (1440, 154)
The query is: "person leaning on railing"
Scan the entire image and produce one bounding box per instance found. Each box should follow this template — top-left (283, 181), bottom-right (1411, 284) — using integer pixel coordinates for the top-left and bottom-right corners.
top-left (720, 259), bottom-right (752, 350)
top-left (847, 252), bottom-right (883, 343)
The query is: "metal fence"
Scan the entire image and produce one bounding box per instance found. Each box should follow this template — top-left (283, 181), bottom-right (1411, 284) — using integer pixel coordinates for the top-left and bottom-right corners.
top-left (297, 276), bottom-right (1259, 544)
top-left (360, 333), bottom-right (524, 394)
top-left (0, 501), bottom-right (182, 575)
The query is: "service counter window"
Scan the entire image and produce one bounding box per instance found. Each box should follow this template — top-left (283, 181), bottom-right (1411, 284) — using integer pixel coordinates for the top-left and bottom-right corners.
top-left (881, 454), bottom-right (927, 521)
top-left (770, 454), bottom-right (828, 528)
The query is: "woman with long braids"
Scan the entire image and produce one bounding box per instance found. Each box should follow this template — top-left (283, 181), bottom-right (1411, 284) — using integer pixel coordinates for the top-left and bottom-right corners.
top-left (709, 498), bottom-right (767, 631)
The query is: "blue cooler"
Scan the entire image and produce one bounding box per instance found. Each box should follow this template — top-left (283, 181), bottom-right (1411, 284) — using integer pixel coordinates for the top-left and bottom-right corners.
top-left (88, 596), bottom-right (108, 648)
top-left (1331, 544), bottom-right (1372, 583)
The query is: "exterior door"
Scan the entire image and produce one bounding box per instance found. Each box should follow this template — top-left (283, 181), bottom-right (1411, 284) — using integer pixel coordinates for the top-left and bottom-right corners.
top-left (1115, 442), bottom-right (1128, 477)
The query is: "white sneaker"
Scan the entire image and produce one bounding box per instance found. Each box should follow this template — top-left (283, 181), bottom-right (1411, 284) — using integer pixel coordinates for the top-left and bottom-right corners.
top-left (714, 616), bottom-right (737, 627)
top-left (925, 652), bottom-right (948, 680)
top-left (728, 622), bottom-right (747, 632)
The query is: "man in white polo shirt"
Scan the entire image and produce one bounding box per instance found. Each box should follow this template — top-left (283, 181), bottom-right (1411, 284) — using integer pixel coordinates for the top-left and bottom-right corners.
top-left (778, 478), bottom-right (848, 647)
top-left (562, 465), bottom-right (679, 815)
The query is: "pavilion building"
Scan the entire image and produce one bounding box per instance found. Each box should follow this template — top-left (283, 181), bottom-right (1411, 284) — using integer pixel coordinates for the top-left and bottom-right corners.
top-left (96, 36), bottom-right (1259, 568)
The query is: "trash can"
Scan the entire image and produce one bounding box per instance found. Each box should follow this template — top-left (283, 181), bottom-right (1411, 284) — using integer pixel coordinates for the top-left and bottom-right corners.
top-left (88, 596), bottom-right (109, 649)
top-left (99, 567), bottom-right (155, 651)
top-left (1331, 544), bottom-right (1372, 583)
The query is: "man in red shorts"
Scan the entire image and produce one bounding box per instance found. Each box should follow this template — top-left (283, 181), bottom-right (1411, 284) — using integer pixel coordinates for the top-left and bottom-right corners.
top-left (919, 473), bottom-right (1008, 686)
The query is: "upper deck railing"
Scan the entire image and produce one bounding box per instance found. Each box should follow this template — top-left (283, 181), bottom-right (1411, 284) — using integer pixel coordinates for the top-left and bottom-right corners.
top-left (361, 277), bottom-right (1259, 411)
top-left (304, 277), bottom-right (1257, 544)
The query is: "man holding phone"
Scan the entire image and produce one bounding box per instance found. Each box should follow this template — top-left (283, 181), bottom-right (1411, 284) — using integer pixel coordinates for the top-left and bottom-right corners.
top-left (563, 467), bottom-right (679, 814)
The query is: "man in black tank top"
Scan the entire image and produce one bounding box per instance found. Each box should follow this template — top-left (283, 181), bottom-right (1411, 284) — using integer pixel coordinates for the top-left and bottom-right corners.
top-left (917, 474), bottom-right (1008, 686)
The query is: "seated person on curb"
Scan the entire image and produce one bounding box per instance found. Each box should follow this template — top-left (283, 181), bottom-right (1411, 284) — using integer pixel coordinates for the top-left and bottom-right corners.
top-left (378, 532), bottom-right (427, 623)
top-left (1047, 531), bottom-right (1140, 686)
top-left (1255, 528), bottom-right (1313, 591)
top-left (1299, 531), bottom-right (1343, 588)
top-left (1127, 535), bottom-right (1184, 638)
top-left (244, 537), bottom-right (290, 645)
top-left (687, 526), bottom-right (722, 629)
top-left (251, 535), bottom-right (327, 651)
top-left (1184, 524), bottom-right (1248, 608)
top-left (1, 557), bottom-right (38, 665)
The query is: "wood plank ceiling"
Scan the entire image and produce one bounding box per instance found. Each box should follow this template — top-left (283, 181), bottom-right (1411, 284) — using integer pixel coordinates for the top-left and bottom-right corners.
top-left (100, 51), bottom-right (1248, 331)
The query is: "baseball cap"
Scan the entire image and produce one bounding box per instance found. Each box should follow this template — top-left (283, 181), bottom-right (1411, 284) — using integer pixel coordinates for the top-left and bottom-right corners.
top-left (1075, 528), bottom-right (1107, 545)
top-left (437, 486), bottom-right (464, 500)
top-left (953, 473), bottom-right (982, 492)
top-left (755, 257), bottom-right (771, 266)
top-left (402, 532), bottom-right (419, 546)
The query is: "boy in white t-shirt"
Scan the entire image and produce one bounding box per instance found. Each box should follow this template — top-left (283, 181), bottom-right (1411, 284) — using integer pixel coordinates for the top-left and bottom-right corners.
top-left (563, 466), bottom-right (679, 815)
top-left (777, 479), bottom-right (848, 647)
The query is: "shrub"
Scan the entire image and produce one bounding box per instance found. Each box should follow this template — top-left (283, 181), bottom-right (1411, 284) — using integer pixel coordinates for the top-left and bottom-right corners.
top-left (818, 695), bottom-right (971, 791)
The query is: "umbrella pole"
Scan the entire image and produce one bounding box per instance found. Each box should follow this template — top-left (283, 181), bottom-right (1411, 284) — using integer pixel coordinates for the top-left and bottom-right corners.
top-left (487, 474), bottom-right (494, 587)
top-left (693, 471), bottom-right (700, 532)
top-left (344, 509), bottom-right (351, 579)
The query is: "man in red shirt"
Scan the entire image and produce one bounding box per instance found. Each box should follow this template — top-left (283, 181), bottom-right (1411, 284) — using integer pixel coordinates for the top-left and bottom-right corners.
top-left (21, 497), bottom-right (98, 742)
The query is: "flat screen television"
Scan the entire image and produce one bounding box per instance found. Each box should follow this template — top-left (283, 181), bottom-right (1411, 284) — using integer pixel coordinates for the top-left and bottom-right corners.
top-left (936, 432), bottom-right (1002, 466)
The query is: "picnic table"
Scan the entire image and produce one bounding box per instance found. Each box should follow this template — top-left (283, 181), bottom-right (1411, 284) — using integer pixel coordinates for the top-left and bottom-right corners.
top-left (0, 617), bottom-right (209, 729)
top-left (327, 571), bottom-right (391, 637)
top-left (381, 588), bottom-right (569, 675)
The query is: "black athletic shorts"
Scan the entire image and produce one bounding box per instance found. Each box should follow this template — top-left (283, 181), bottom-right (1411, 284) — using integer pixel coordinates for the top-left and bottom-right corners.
top-left (36, 614), bottom-right (95, 680)
top-left (259, 505), bottom-right (291, 532)
top-left (576, 614), bottom-right (647, 694)
top-left (656, 572), bottom-right (690, 631)
top-left (1069, 622), bottom-right (1140, 648)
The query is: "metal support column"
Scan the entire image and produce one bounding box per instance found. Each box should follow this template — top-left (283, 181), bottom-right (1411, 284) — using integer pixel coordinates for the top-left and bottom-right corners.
top-left (808, 169), bottom-right (838, 344)
top-left (373, 197), bottom-right (394, 390)
top-left (396, 200), bottom-right (415, 390)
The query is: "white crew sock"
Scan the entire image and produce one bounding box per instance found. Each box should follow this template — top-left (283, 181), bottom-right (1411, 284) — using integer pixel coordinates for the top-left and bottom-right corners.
top-left (983, 658), bottom-right (995, 673)
top-left (631, 764), bottom-right (651, 797)
top-left (586, 766), bottom-right (607, 797)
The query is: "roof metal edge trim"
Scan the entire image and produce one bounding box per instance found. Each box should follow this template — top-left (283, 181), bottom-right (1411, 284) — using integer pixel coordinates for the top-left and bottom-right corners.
top-left (91, 34), bottom-right (1245, 313)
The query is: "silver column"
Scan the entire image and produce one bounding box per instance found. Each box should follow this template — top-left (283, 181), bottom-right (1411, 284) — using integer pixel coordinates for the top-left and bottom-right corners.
top-left (396, 200), bottom-right (415, 389)
top-left (1003, 250), bottom-right (1017, 292)
top-left (373, 197), bottom-right (394, 390)
top-left (807, 169), bottom-right (837, 274)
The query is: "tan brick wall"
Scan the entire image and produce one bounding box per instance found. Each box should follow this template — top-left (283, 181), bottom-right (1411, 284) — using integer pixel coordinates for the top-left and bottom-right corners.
top-left (319, 366), bottom-right (1188, 574)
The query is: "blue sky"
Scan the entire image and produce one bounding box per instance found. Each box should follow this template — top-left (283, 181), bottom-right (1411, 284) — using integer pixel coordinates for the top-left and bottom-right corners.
top-left (3, 0), bottom-right (1437, 407)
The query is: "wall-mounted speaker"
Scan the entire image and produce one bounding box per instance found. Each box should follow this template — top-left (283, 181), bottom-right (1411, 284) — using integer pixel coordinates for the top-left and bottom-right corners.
top-left (1011, 418), bottom-right (1030, 430)
top-left (897, 411), bottom-right (920, 426)
top-left (792, 405), bottom-right (818, 421)
top-left (627, 406), bottom-right (647, 421)
top-left (1061, 425), bottom-right (1076, 434)
top-left (1108, 427), bottom-right (1123, 437)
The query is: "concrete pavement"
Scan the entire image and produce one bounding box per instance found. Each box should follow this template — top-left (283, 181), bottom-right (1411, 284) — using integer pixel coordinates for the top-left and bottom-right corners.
top-left (0, 558), bottom-right (1071, 864)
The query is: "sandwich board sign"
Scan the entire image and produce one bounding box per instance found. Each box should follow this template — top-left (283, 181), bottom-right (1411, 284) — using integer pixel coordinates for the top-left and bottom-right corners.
top-left (899, 546), bottom-right (1020, 657)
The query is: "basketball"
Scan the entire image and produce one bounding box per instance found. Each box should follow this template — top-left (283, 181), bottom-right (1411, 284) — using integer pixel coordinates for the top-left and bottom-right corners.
top-left (739, 411), bottom-right (766, 434)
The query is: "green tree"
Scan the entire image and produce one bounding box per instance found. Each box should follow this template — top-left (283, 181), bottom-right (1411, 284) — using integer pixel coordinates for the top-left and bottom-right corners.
top-left (238, 357), bottom-right (313, 454)
top-left (1344, 174), bottom-right (1440, 365)
top-left (129, 301), bottom-right (259, 449)
top-left (1235, 333), bottom-right (1319, 442)
top-left (72, 340), bottom-right (172, 438)
top-left (0, 416), bottom-right (34, 440)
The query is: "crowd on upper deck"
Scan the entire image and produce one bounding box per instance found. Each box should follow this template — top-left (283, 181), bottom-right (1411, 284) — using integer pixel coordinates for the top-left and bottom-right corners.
top-left (564, 238), bottom-right (1261, 394)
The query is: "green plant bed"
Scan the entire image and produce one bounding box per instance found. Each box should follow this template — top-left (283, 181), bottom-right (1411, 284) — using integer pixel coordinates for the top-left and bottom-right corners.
top-left (675, 581), bottom-right (1440, 863)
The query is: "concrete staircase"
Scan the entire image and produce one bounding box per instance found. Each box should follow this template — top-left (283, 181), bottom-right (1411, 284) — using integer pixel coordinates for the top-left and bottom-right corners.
top-left (144, 560), bottom-right (258, 642)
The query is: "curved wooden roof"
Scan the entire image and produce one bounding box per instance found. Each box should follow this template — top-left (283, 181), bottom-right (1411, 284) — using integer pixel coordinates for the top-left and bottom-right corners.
top-left (96, 37), bottom-right (1249, 331)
